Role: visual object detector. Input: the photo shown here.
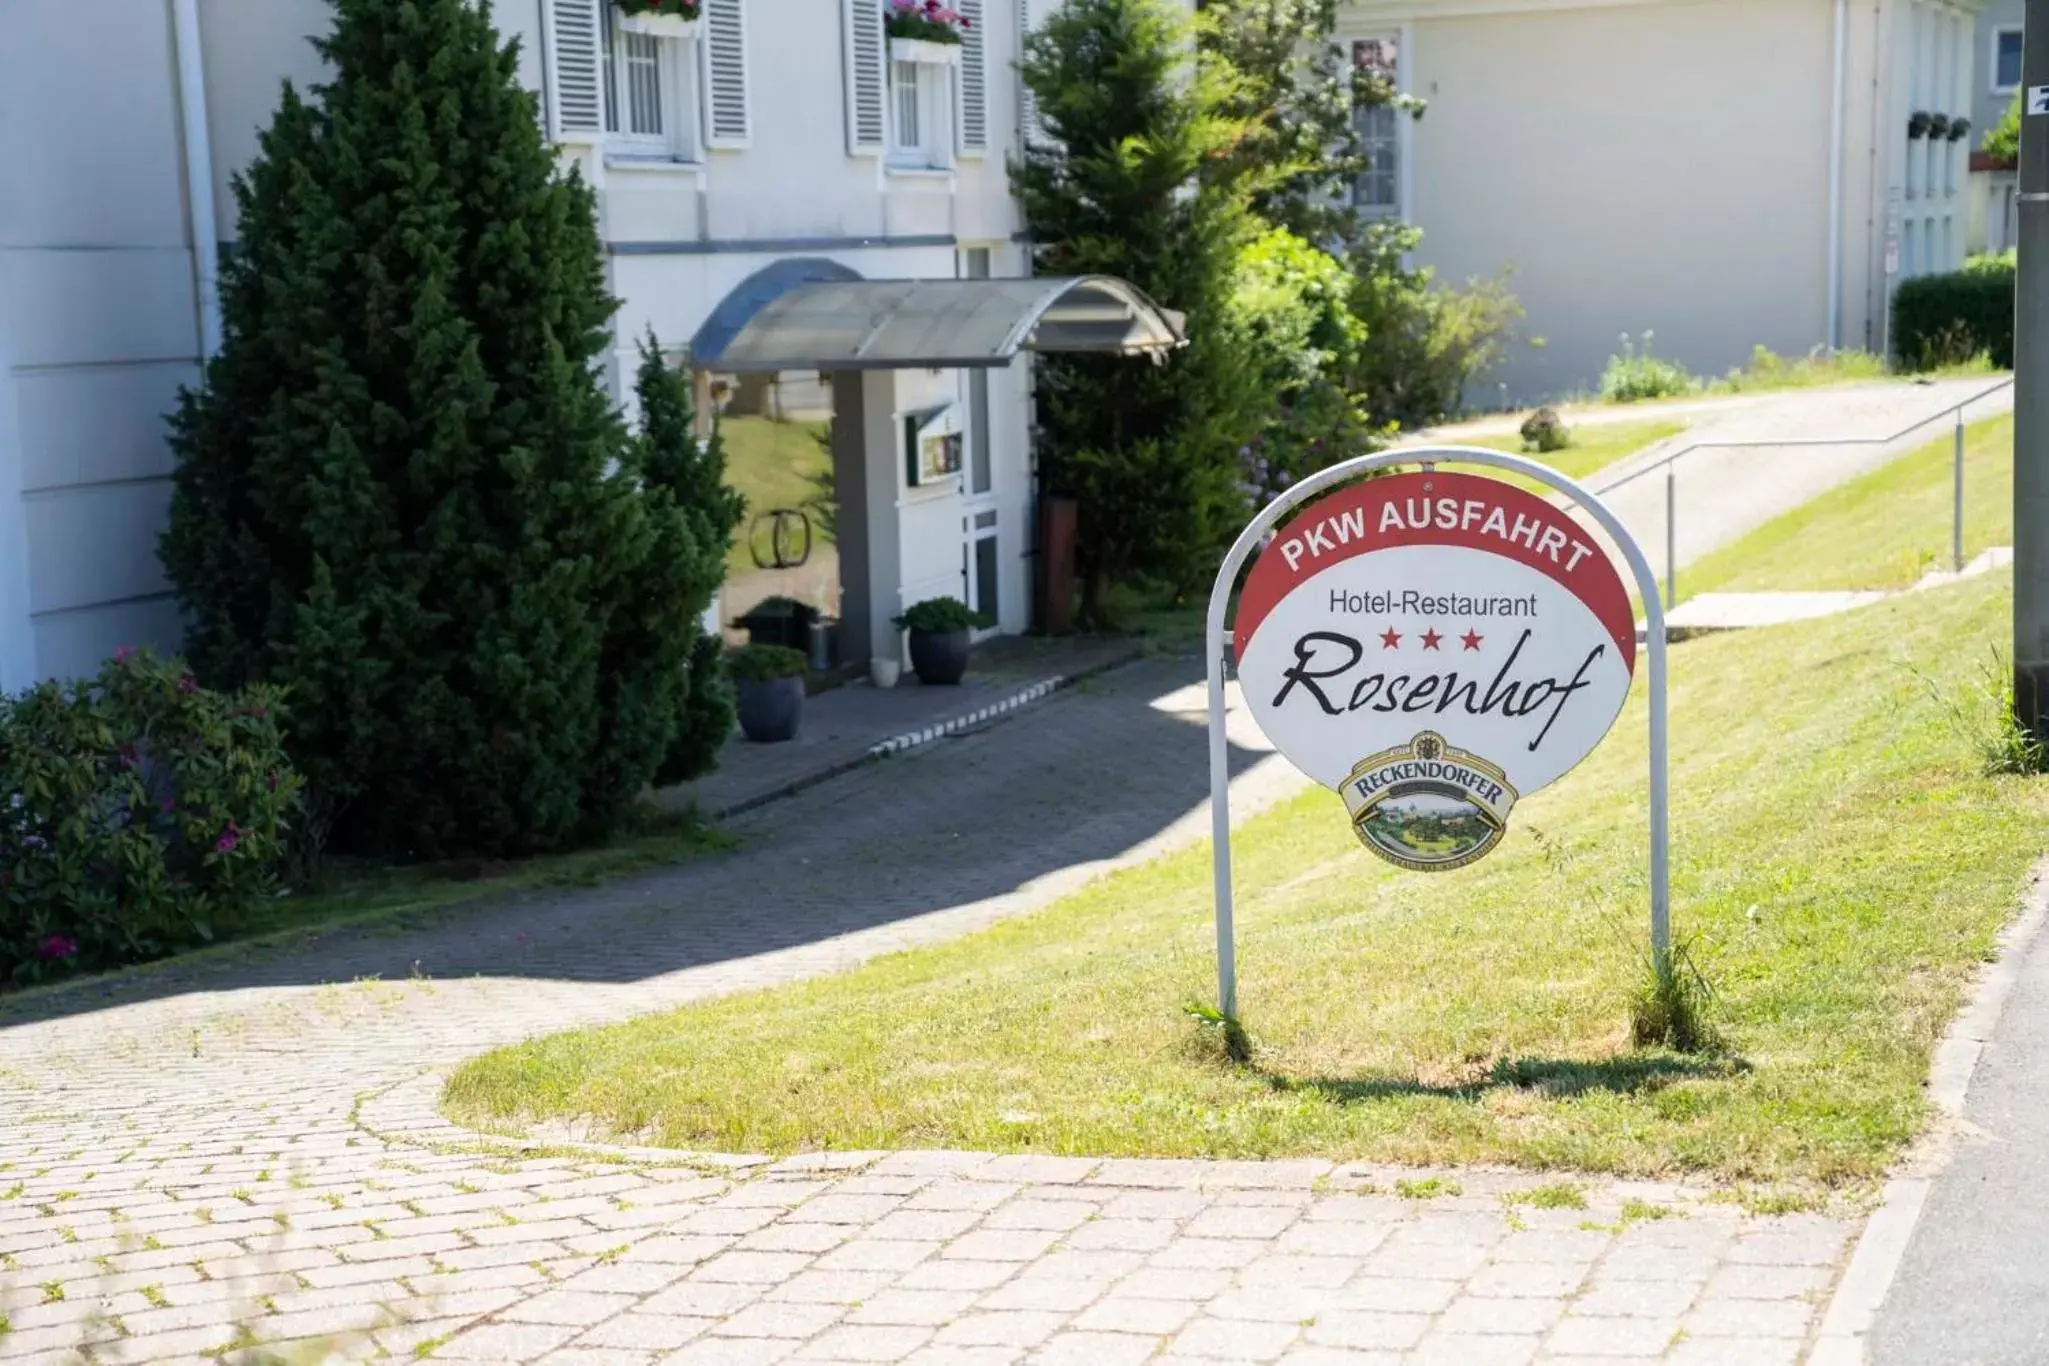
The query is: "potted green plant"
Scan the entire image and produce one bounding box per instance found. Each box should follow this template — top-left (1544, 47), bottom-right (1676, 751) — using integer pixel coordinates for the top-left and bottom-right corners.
top-left (615, 0), bottom-right (701, 37)
top-left (1948, 117), bottom-right (1972, 143)
top-left (893, 596), bottom-right (992, 686)
top-left (728, 645), bottom-right (808, 743)
top-left (1926, 112), bottom-right (1952, 141)
top-left (1908, 110), bottom-right (1933, 140)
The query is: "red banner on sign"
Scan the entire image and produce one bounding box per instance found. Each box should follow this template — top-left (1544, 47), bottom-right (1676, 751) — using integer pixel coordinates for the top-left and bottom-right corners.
top-left (1233, 471), bottom-right (1636, 671)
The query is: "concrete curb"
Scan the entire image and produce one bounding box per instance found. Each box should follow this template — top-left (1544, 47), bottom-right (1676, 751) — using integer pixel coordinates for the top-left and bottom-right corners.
top-left (1808, 859), bottom-right (2049, 1365)
top-left (711, 644), bottom-right (1145, 821)
top-left (867, 675), bottom-right (1064, 757)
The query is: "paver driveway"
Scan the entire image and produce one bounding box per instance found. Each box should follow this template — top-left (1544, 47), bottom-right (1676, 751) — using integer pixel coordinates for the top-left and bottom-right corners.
top-left (0, 660), bottom-right (1854, 1364)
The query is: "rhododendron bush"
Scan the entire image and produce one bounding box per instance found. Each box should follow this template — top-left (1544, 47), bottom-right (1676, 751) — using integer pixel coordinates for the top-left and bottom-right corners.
top-left (0, 648), bottom-right (301, 985)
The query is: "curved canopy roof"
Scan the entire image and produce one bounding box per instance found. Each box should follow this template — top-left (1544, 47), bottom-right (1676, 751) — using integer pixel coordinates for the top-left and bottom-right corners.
top-left (691, 275), bottom-right (1187, 372)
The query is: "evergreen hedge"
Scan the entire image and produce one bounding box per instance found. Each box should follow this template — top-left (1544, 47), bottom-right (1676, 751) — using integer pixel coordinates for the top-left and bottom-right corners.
top-left (1892, 258), bottom-right (2016, 371)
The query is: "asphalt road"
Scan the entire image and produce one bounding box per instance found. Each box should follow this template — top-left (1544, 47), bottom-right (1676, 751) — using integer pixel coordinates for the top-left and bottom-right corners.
top-left (1868, 892), bottom-right (2049, 1365)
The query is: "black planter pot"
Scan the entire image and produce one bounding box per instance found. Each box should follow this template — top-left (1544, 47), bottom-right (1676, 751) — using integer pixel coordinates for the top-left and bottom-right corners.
top-left (735, 676), bottom-right (804, 742)
top-left (908, 627), bottom-right (971, 685)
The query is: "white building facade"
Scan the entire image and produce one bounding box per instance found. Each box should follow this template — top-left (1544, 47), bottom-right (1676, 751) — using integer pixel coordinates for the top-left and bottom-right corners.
top-left (1968, 0), bottom-right (2022, 253)
top-left (1, 0), bottom-right (1164, 689)
top-left (1336, 0), bottom-right (1988, 401)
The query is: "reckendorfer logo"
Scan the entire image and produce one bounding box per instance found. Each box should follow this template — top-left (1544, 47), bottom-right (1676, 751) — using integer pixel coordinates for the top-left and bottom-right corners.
top-left (1341, 732), bottom-right (1518, 872)
top-left (1233, 470), bottom-right (1637, 872)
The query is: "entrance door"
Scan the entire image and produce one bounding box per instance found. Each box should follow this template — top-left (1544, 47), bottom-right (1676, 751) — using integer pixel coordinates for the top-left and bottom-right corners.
top-left (960, 248), bottom-right (1001, 638)
top-left (717, 368), bottom-right (841, 666)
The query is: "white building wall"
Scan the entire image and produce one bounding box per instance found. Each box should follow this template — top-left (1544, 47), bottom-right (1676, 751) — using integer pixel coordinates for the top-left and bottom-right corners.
top-left (0, 1), bottom-right (200, 685)
top-left (1341, 0), bottom-right (1840, 402)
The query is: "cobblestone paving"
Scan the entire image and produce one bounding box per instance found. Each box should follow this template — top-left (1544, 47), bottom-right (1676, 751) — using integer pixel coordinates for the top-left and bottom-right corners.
top-left (0, 660), bottom-right (1857, 1364)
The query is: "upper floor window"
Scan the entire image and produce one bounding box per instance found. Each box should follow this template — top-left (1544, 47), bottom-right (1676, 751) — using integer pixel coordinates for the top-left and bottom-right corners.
top-left (1995, 27), bottom-right (2025, 93)
top-left (889, 55), bottom-right (953, 170)
top-left (1351, 38), bottom-right (1401, 219)
top-left (600, 16), bottom-right (701, 160)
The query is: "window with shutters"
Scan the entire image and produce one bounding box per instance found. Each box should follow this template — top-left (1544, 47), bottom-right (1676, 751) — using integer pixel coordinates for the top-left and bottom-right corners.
top-left (598, 14), bottom-right (701, 161)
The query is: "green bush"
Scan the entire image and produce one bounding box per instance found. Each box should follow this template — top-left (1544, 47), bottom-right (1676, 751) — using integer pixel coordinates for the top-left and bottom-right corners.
top-left (1345, 222), bottom-right (1525, 430)
top-left (1600, 331), bottom-right (1696, 403)
top-left (1893, 261), bottom-right (2014, 370)
top-left (1519, 407), bottom-right (1571, 454)
top-left (627, 336), bottom-right (746, 791)
top-left (1230, 226), bottom-right (1378, 500)
top-left (0, 649), bottom-right (302, 986)
top-left (893, 597), bottom-right (992, 634)
top-left (1985, 90), bottom-right (2021, 164)
top-left (726, 645), bottom-right (809, 683)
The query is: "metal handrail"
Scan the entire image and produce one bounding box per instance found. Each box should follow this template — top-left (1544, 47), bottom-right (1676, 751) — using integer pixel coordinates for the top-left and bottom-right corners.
top-left (1583, 376), bottom-right (2016, 607)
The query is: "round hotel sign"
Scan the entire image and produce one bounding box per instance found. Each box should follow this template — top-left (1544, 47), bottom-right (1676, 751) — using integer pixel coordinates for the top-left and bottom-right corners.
top-left (1233, 471), bottom-right (1637, 871)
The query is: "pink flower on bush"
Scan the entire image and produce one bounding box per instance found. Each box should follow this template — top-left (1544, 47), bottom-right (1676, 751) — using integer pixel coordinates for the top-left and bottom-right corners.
top-left (178, 674), bottom-right (198, 694)
top-left (39, 935), bottom-right (77, 961)
top-left (113, 644), bottom-right (137, 665)
top-left (216, 820), bottom-right (243, 854)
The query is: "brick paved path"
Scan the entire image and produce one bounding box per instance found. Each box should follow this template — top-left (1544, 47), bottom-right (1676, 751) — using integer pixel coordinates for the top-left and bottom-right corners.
top-left (0, 660), bottom-right (1855, 1364)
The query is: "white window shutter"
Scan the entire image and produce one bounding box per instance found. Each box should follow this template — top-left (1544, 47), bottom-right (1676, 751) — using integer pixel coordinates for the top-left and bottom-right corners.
top-left (543, 0), bottom-right (605, 141)
top-left (843, 0), bottom-right (887, 156)
top-left (957, 0), bottom-right (988, 156)
top-left (702, 0), bottom-right (750, 147)
top-left (1019, 0), bottom-right (1057, 149)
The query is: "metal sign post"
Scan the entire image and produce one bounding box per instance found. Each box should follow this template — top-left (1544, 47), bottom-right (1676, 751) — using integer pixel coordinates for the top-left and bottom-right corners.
top-left (2017, 0), bottom-right (2049, 739)
top-left (1205, 445), bottom-right (1670, 1019)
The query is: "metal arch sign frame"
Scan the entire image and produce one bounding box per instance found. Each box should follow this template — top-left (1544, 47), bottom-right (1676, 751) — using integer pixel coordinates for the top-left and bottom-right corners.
top-left (1204, 444), bottom-right (1670, 1019)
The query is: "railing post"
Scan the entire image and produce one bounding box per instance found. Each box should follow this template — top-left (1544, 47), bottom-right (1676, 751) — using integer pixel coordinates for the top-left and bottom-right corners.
top-left (1664, 465), bottom-right (1677, 608)
top-left (1954, 405), bottom-right (1967, 573)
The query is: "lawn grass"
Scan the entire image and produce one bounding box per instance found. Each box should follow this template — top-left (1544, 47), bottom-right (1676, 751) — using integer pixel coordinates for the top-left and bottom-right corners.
top-left (445, 573), bottom-right (2045, 1183)
top-left (720, 415), bottom-right (832, 580)
top-left (1463, 419), bottom-right (1688, 495)
top-left (1680, 414), bottom-right (2012, 600)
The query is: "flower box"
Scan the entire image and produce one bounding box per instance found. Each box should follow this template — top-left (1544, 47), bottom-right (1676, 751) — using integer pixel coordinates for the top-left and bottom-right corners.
top-left (891, 37), bottom-right (962, 66)
top-left (617, 11), bottom-right (700, 38)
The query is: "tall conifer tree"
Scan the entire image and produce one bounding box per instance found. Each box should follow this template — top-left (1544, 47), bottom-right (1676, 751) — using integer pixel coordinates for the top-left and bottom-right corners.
top-left (163, 0), bottom-right (726, 857)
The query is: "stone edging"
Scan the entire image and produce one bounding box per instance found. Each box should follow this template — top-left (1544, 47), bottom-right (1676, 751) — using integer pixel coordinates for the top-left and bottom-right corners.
top-left (712, 646), bottom-right (1144, 820)
top-left (867, 677), bottom-right (1062, 757)
top-left (1808, 857), bottom-right (2049, 1364)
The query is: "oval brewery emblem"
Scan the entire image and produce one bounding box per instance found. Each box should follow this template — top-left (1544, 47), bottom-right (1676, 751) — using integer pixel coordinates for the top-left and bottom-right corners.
top-left (1234, 471), bottom-right (1637, 871)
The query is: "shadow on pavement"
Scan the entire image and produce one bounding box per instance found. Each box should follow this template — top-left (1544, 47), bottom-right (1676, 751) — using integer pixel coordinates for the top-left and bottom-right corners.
top-left (0, 656), bottom-right (1276, 1034)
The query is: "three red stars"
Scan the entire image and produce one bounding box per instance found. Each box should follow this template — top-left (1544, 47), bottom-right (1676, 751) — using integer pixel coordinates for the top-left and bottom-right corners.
top-left (1377, 626), bottom-right (1485, 651)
